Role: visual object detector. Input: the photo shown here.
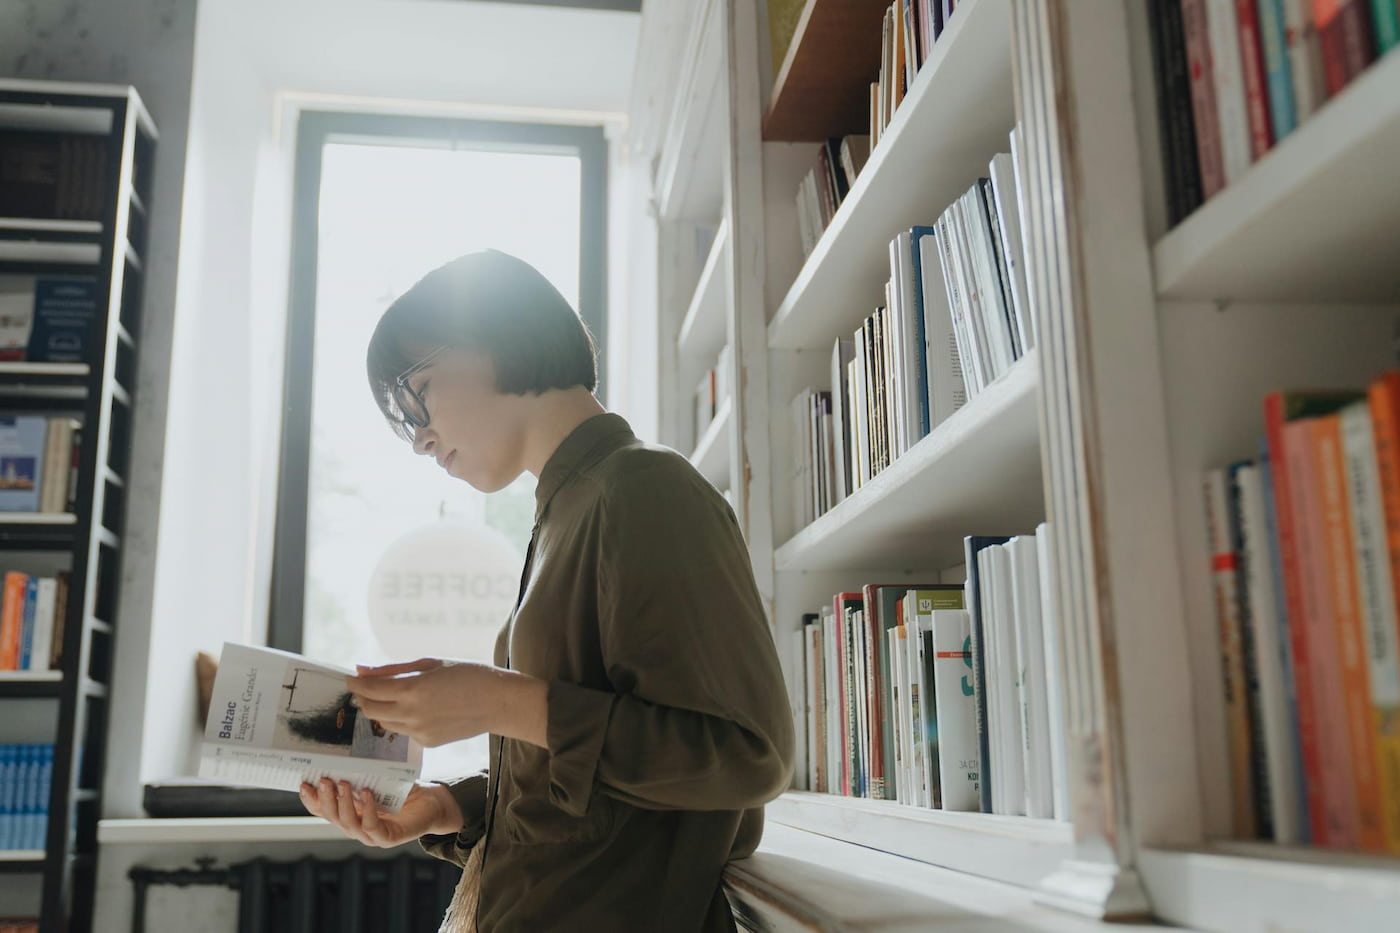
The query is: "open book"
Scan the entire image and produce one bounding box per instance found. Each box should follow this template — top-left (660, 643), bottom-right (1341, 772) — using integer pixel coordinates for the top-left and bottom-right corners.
top-left (198, 642), bottom-right (423, 811)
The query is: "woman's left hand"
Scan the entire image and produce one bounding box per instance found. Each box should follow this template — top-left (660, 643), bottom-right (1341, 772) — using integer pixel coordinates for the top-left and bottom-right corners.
top-left (346, 658), bottom-right (548, 748)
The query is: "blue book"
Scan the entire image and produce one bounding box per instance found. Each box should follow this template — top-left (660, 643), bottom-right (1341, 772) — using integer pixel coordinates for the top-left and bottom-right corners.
top-left (20, 745), bottom-right (36, 850)
top-left (1256, 0), bottom-right (1297, 142)
top-left (27, 278), bottom-right (99, 364)
top-left (909, 226), bottom-right (939, 439)
top-left (1259, 441), bottom-right (1310, 843)
top-left (18, 576), bottom-right (37, 670)
top-left (0, 745), bottom-right (13, 849)
top-left (0, 417), bottom-right (46, 513)
top-left (34, 745), bottom-right (53, 850)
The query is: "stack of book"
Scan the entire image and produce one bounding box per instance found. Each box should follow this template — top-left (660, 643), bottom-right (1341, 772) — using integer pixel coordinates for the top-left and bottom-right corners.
top-left (795, 136), bottom-right (870, 258)
top-left (1203, 374), bottom-right (1400, 852)
top-left (1147, 0), bottom-right (1395, 225)
top-left (872, 1), bottom-right (961, 147)
top-left (794, 525), bottom-right (1069, 818)
top-left (0, 416), bottom-right (82, 514)
top-left (0, 131), bottom-right (107, 221)
top-left (694, 344), bottom-right (732, 449)
top-left (0, 743), bottom-right (54, 851)
top-left (791, 145), bottom-right (1031, 519)
top-left (0, 573), bottom-right (70, 674)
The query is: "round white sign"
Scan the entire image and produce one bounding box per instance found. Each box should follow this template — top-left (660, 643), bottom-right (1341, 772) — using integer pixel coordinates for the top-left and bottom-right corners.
top-left (366, 521), bottom-right (521, 663)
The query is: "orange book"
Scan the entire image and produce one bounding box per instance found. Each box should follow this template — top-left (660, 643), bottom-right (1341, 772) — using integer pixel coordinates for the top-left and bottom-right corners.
top-left (1371, 375), bottom-right (1400, 666)
top-left (0, 572), bottom-right (28, 670)
top-left (1314, 415), bottom-right (1386, 850)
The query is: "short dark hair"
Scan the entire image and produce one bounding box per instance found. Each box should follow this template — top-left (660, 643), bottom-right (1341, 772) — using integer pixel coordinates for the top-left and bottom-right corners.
top-left (366, 250), bottom-right (598, 431)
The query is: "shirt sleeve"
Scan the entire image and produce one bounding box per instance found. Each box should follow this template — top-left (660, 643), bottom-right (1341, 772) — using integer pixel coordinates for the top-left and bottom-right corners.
top-left (544, 458), bottom-right (796, 817)
top-left (418, 770), bottom-right (489, 866)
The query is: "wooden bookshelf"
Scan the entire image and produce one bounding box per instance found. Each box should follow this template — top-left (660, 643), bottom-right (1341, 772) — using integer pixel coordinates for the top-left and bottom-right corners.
top-left (1154, 49), bottom-right (1400, 304)
top-left (767, 0), bottom-right (1013, 350)
top-left (763, 0), bottom-right (889, 141)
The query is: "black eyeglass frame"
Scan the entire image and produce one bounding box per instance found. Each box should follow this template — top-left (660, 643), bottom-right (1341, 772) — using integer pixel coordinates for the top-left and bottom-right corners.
top-left (391, 346), bottom-right (448, 439)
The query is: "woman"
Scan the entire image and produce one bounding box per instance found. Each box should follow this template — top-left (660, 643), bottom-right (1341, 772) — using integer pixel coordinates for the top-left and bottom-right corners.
top-left (299, 250), bottom-right (794, 932)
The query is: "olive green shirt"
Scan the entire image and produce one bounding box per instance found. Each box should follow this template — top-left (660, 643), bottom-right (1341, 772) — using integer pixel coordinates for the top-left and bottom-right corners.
top-left (419, 413), bottom-right (795, 931)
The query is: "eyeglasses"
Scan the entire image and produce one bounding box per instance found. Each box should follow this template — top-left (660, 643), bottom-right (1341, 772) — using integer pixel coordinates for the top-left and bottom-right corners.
top-left (391, 346), bottom-right (447, 440)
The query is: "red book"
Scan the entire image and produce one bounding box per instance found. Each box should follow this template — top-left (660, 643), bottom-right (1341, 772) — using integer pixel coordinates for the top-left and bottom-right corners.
top-left (1264, 390), bottom-right (1362, 845)
top-left (1370, 375), bottom-right (1400, 666)
top-left (1182, 0), bottom-right (1227, 196)
top-left (0, 572), bottom-right (28, 670)
top-left (1312, 0), bottom-right (1377, 96)
top-left (1235, 0), bottom-right (1275, 158)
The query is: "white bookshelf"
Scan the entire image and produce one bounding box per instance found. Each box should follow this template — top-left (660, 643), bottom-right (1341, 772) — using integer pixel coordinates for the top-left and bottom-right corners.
top-left (1153, 49), bottom-right (1400, 304)
top-left (0, 218), bottom-right (102, 235)
top-left (0, 514), bottom-right (78, 525)
top-left (776, 352), bottom-right (1041, 572)
top-left (767, 0), bottom-right (1014, 352)
top-left (690, 397), bottom-right (732, 490)
top-left (0, 240), bottom-right (101, 265)
top-left (0, 671), bottom-right (62, 682)
top-left (97, 817), bottom-right (345, 845)
top-left (676, 219), bottom-right (728, 363)
top-left (0, 363), bottom-right (91, 378)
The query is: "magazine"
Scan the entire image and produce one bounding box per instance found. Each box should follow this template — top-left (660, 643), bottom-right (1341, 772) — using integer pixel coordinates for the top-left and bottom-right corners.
top-left (198, 642), bottom-right (423, 812)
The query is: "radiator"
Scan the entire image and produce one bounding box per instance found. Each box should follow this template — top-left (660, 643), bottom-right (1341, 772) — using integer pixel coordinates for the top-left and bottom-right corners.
top-left (130, 855), bottom-right (461, 933)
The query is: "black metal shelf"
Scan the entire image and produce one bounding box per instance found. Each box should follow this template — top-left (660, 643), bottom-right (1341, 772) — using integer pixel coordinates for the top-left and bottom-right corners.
top-left (0, 852), bottom-right (47, 873)
top-left (0, 518), bottom-right (79, 551)
top-left (0, 674), bottom-right (63, 698)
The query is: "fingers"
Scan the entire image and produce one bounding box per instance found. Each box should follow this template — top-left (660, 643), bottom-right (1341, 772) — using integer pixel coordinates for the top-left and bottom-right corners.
top-left (354, 658), bottom-right (442, 677)
top-left (359, 788), bottom-right (386, 842)
top-left (345, 674), bottom-right (405, 701)
top-left (353, 696), bottom-right (399, 722)
top-left (301, 779), bottom-right (384, 846)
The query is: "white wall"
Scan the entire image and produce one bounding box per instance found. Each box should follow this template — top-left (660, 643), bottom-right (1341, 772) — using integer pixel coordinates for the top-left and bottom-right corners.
top-left (106, 0), bottom-right (643, 818)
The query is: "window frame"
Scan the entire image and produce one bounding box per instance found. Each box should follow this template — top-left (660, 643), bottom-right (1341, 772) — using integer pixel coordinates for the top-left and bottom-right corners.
top-left (269, 109), bottom-right (608, 653)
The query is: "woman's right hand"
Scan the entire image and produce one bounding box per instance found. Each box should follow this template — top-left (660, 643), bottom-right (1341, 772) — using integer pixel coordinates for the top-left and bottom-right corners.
top-left (299, 778), bottom-right (464, 848)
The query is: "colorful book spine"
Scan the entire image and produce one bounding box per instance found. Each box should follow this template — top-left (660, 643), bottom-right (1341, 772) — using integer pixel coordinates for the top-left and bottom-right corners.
top-left (1312, 0), bottom-right (1377, 96)
top-left (1236, 0), bottom-right (1277, 158)
top-left (1183, 0), bottom-right (1229, 196)
top-left (1257, 0), bottom-right (1299, 139)
top-left (1372, 0), bottom-right (1400, 50)
top-left (1313, 415), bottom-right (1386, 850)
top-left (0, 572), bottom-right (26, 670)
top-left (930, 609), bottom-right (979, 811)
top-left (16, 577), bottom-right (36, 671)
top-left (1207, 0), bottom-right (1255, 182)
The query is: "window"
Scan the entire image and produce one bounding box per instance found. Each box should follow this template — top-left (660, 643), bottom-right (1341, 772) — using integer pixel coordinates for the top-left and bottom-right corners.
top-left (272, 112), bottom-right (607, 778)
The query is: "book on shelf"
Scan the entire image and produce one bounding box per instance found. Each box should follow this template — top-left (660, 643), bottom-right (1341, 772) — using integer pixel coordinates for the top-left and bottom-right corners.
top-left (0, 743), bottom-right (53, 852)
top-left (0, 572), bottom-right (69, 674)
top-left (794, 136), bottom-right (869, 258)
top-left (0, 131), bottom-right (107, 221)
top-left (1150, 0), bottom-right (1385, 226)
top-left (199, 642), bottom-right (424, 812)
top-left (798, 530), bottom-right (1067, 818)
top-left (869, 1), bottom-right (957, 145)
top-left (1203, 374), bottom-right (1400, 852)
top-left (0, 416), bottom-right (82, 514)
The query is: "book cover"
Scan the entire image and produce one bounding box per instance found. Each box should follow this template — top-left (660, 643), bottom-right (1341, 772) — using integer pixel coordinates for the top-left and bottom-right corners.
top-left (987, 154), bottom-right (1033, 349)
top-left (1284, 0), bottom-right (1327, 120)
top-left (959, 186), bottom-right (1015, 377)
top-left (1372, 0), bottom-right (1400, 51)
top-left (0, 745), bottom-right (13, 849)
top-left (0, 417), bottom-right (46, 513)
top-left (976, 178), bottom-right (1023, 360)
top-left (834, 592), bottom-right (863, 796)
top-left (822, 605), bottom-right (842, 796)
top-left (984, 544), bottom-right (1026, 814)
top-left (903, 228), bottom-right (936, 439)
top-left (1315, 413), bottom-right (1387, 851)
top-left (1257, 0), bottom-right (1299, 140)
top-left (888, 623), bottom-right (907, 804)
top-left (1265, 389), bottom-right (1363, 843)
top-left (17, 578), bottom-right (36, 672)
top-left (29, 579), bottom-right (55, 676)
top-left (1312, 0), bottom-right (1377, 96)
top-left (199, 643), bottom-right (423, 811)
top-left (935, 211), bottom-right (982, 397)
top-left (1182, 0), bottom-right (1229, 196)
top-left (1339, 401), bottom-right (1400, 852)
top-left (905, 592), bottom-right (932, 807)
top-left (1035, 524), bottom-right (1071, 820)
top-left (1286, 416), bottom-right (1360, 846)
top-left (1148, 0), bottom-right (1207, 223)
top-left (1236, 0), bottom-right (1278, 158)
top-left (1009, 535), bottom-right (1053, 819)
top-left (26, 278), bottom-right (98, 364)
top-left (1237, 462), bottom-right (1305, 843)
top-left (945, 201), bottom-right (993, 391)
top-left (915, 232), bottom-right (967, 429)
top-left (0, 573), bottom-right (26, 671)
top-left (929, 608), bottom-right (979, 811)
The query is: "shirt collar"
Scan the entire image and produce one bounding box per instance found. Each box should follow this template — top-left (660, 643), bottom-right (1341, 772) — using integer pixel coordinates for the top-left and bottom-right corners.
top-left (534, 412), bottom-right (635, 522)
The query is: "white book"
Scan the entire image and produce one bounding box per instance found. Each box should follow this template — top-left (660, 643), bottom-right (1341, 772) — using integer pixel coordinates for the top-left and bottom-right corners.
top-left (951, 194), bottom-right (1002, 384)
top-left (852, 333), bottom-right (872, 486)
top-left (914, 232), bottom-right (966, 431)
top-left (795, 180), bottom-right (814, 258)
top-left (988, 153), bottom-right (1032, 353)
top-left (1036, 524), bottom-right (1072, 821)
top-left (1008, 126), bottom-right (1039, 349)
top-left (28, 578), bottom-right (57, 673)
top-left (908, 593), bottom-right (932, 807)
top-left (889, 625), bottom-right (907, 806)
top-left (790, 628), bottom-right (810, 791)
top-left (961, 186), bottom-right (1016, 377)
top-left (1010, 535), bottom-right (1053, 819)
top-left (891, 231), bottom-right (925, 449)
top-left (930, 609), bottom-right (979, 811)
top-left (1205, 0), bottom-right (1252, 183)
top-left (937, 208), bottom-right (986, 395)
top-left (977, 179), bottom-right (1022, 362)
top-left (830, 339), bottom-right (854, 501)
top-left (199, 642), bottom-right (423, 811)
top-left (790, 392), bottom-right (810, 529)
top-left (804, 620), bottom-right (823, 793)
top-left (1234, 466), bottom-right (1302, 843)
top-left (977, 549), bottom-right (1003, 810)
top-left (1282, 0), bottom-right (1322, 123)
top-left (822, 605), bottom-right (841, 795)
top-left (987, 544), bottom-right (1026, 814)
